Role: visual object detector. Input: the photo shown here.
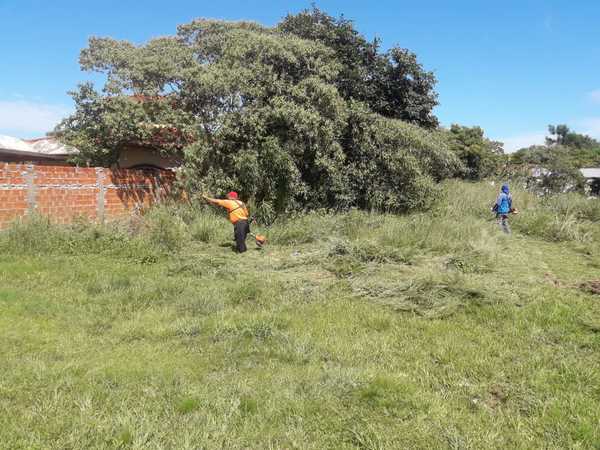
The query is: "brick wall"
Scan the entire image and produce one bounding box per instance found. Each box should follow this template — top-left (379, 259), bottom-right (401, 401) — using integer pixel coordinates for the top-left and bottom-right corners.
top-left (0, 163), bottom-right (176, 229)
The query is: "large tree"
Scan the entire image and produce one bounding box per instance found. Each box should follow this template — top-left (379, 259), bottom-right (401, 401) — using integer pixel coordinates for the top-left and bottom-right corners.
top-left (446, 124), bottom-right (504, 180)
top-left (279, 7), bottom-right (439, 128)
top-left (58, 15), bottom-right (458, 213)
top-left (546, 124), bottom-right (599, 149)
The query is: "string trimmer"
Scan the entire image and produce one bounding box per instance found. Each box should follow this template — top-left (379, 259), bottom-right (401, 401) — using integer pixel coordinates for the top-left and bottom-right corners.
top-left (250, 232), bottom-right (267, 248)
top-left (249, 216), bottom-right (267, 248)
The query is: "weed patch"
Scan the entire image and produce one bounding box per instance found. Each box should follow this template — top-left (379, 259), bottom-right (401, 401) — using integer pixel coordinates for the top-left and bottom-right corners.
top-left (176, 397), bottom-right (202, 414)
top-left (352, 272), bottom-right (496, 318)
top-left (1, 181), bottom-right (600, 448)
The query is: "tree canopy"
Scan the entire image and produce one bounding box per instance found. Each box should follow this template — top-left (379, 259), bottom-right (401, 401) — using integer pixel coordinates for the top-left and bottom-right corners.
top-left (278, 7), bottom-right (439, 128)
top-left (58, 9), bottom-right (458, 214)
top-left (546, 124), bottom-right (600, 149)
top-left (446, 124), bottom-right (504, 180)
top-left (510, 124), bottom-right (600, 194)
top-left (514, 124), bottom-right (600, 168)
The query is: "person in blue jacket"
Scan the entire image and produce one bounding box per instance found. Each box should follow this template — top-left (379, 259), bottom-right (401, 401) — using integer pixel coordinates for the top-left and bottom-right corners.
top-left (493, 183), bottom-right (513, 234)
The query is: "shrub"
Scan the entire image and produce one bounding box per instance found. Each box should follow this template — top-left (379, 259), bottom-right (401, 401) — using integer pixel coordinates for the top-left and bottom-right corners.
top-left (188, 209), bottom-right (227, 243)
top-left (341, 105), bottom-right (460, 213)
top-left (137, 205), bottom-right (189, 253)
top-left (267, 211), bottom-right (334, 246)
top-left (541, 194), bottom-right (600, 222)
top-left (0, 207), bottom-right (189, 259)
top-left (513, 210), bottom-right (594, 243)
top-left (0, 214), bottom-right (131, 256)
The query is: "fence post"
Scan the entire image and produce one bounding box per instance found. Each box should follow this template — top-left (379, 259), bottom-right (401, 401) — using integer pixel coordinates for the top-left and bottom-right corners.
top-left (96, 167), bottom-right (106, 223)
top-left (24, 164), bottom-right (37, 215)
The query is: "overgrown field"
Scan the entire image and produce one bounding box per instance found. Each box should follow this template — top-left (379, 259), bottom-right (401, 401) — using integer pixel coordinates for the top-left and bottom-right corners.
top-left (1, 181), bottom-right (599, 449)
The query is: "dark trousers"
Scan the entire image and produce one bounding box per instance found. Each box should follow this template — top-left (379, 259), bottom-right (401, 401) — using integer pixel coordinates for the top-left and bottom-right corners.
top-left (497, 214), bottom-right (511, 234)
top-left (234, 220), bottom-right (250, 253)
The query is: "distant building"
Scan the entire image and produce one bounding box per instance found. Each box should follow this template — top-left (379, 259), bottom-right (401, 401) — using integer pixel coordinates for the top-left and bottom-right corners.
top-left (580, 168), bottom-right (600, 179)
top-left (117, 143), bottom-right (183, 170)
top-left (0, 135), bottom-right (76, 164)
top-left (0, 135), bottom-right (181, 169)
top-left (529, 167), bottom-right (551, 178)
top-left (522, 165), bottom-right (600, 195)
top-left (580, 168), bottom-right (600, 195)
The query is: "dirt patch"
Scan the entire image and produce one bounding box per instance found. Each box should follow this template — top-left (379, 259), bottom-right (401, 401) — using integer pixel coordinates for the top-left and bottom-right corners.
top-left (579, 280), bottom-right (600, 295)
top-left (544, 272), bottom-right (562, 287)
top-left (470, 385), bottom-right (509, 411)
top-left (485, 385), bottom-right (508, 409)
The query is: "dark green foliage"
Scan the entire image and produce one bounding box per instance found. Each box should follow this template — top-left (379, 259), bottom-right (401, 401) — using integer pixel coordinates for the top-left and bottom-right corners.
top-left (342, 104), bottom-right (460, 212)
top-left (446, 124), bottom-right (504, 180)
top-left (513, 144), bottom-right (600, 169)
top-left (57, 11), bottom-right (455, 214)
top-left (279, 7), bottom-right (439, 128)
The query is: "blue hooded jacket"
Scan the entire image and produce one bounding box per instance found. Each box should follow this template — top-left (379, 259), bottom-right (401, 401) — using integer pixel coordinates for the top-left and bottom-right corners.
top-left (496, 184), bottom-right (512, 215)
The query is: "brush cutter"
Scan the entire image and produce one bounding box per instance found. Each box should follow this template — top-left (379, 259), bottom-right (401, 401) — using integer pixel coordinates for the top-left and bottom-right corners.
top-left (490, 204), bottom-right (519, 215)
top-left (249, 232), bottom-right (267, 248)
top-left (248, 215), bottom-right (267, 248)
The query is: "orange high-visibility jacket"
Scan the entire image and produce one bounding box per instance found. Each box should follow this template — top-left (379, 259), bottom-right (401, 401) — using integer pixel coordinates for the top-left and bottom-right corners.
top-left (212, 199), bottom-right (249, 224)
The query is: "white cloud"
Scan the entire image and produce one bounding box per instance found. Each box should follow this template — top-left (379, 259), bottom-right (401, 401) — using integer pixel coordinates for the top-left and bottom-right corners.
top-left (0, 100), bottom-right (71, 137)
top-left (499, 132), bottom-right (546, 153)
top-left (588, 90), bottom-right (600, 104)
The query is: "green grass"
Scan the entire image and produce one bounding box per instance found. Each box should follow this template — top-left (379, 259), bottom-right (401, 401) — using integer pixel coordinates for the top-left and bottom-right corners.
top-left (1, 181), bottom-right (599, 449)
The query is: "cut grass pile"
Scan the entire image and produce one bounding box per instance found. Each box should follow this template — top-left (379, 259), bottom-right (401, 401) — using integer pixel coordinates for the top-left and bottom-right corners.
top-left (0, 181), bottom-right (599, 449)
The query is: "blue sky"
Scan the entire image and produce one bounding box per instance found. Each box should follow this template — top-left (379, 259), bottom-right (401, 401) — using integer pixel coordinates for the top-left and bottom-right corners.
top-left (1, 0), bottom-right (599, 151)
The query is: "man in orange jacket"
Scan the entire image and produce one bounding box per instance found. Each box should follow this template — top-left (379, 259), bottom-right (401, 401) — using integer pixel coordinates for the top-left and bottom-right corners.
top-left (203, 191), bottom-right (250, 253)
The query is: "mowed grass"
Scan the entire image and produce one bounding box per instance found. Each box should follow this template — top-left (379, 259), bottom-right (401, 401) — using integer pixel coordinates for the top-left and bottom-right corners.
top-left (1, 181), bottom-right (599, 449)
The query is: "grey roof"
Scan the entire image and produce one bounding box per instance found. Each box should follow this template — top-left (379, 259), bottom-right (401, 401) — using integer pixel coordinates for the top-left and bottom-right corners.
top-left (0, 135), bottom-right (31, 152)
top-left (580, 168), bottom-right (600, 179)
top-left (25, 137), bottom-right (78, 156)
top-left (0, 147), bottom-right (72, 161)
top-left (0, 135), bottom-right (78, 160)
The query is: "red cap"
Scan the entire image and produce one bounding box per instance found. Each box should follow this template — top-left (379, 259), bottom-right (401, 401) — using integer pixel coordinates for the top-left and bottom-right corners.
top-left (227, 191), bottom-right (238, 199)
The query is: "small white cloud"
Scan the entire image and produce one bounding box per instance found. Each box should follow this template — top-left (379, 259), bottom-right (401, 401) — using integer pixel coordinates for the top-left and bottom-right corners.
top-left (588, 90), bottom-right (600, 104)
top-left (0, 100), bottom-right (71, 137)
top-left (499, 132), bottom-right (547, 153)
